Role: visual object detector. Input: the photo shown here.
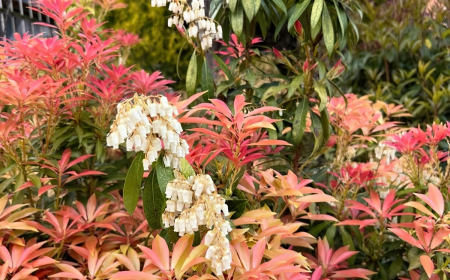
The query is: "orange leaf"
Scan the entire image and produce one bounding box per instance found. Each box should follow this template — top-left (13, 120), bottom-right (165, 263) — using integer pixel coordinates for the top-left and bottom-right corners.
top-left (420, 255), bottom-right (434, 278)
top-left (248, 140), bottom-right (292, 146)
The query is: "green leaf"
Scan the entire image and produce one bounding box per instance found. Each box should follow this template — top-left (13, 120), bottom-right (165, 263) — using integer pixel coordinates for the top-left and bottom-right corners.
top-left (226, 199), bottom-right (247, 219)
top-left (222, 17), bottom-right (231, 43)
top-left (320, 109), bottom-right (331, 144)
top-left (311, 14), bottom-right (322, 39)
top-left (231, 3), bottom-right (244, 37)
top-left (292, 99), bottom-right (309, 147)
top-left (28, 175), bottom-right (42, 189)
top-left (193, 231), bottom-right (201, 246)
top-left (201, 60), bottom-right (215, 101)
top-left (310, 0), bottom-right (324, 29)
top-left (226, 167), bottom-right (246, 193)
top-left (180, 158), bottom-right (196, 179)
top-left (212, 53), bottom-right (233, 80)
top-left (408, 254), bottom-right (425, 270)
top-left (242, 0), bottom-right (261, 21)
top-left (325, 225), bottom-right (337, 248)
top-left (95, 138), bottom-right (104, 163)
top-left (75, 125), bottom-right (83, 145)
top-left (310, 110), bottom-right (323, 155)
top-left (309, 222), bottom-right (330, 236)
top-left (313, 80), bottom-right (327, 111)
top-left (400, 206), bottom-right (414, 223)
top-left (348, 15), bottom-right (359, 42)
top-left (340, 227), bottom-right (355, 265)
top-left (209, 0), bottom-right (222, 17)
top-left (288, 74), bottom-right (304, 99)
top-left (0, 164), bottom-right (16, 177)
top-left (143, 168), bottom-right (164, 229)
top-left (407, 247), bottom-right (419, 262)
top-left (262, 84), bottom-right (289, 100)
top-left (322, 4), bottom-right (334, 56)
top-left (246, 69), bottom-right (256, 87)
top-left (0, 176), bottom-right (16, 193)
top-left (388, 256), bottom-right (403, 280)
top-left (379, 262), bottom-right (389, 280)
top-left (229, 0), bottom-right (238, 12)
top-left (334, 0), bottom-right (348, 37)
top-left (216, 80), bottom-right (234, 97)
top-left (287, 0), bottom-right (311, 31)
top-left (123, 152), bottom-right (145, 214)
top-left (14, 170), bottom-right (24, 191)
top-left (186, 51), bottom-right (198, 97)
top-left (271, 0), bottom-right (287, 15)
top-left (156, 156), bottom-right (175, 196)
top-left (274, 16), bottom-right (287, 40)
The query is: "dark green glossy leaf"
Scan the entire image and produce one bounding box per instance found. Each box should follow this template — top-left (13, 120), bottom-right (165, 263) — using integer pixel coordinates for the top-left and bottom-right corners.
top-left (322, 4), bottom-right (334, 56)
top-left (180, 158), bottom-right (196, 179)
top-left (311, 14), bottom-right (322, 39)
top-left (292, 99), bottom-right (309, 147)
top-left (212, 53), bottom-right (233, 80)
top-left (143, 168), bottom-right (164, 229)
top-left (288, 74), bottom-right (304, 99)
top-left (231, 3), bottom-right (244, 37)
top-left (309, 222), bottom-right (330, 236)
top-left (334, 0), bottom-right (348, 37)
top-left (226, 199), bottom-right (247, 218)
top-left (287, 0), bottom-right (311, 31)
top-left (123, 152), bottom-right (145, 214)
top-left (310, 110), bottom-right (323, 155)
top-left (186, 51), bottom-right (198, 97)
top-left (340, 227), bottom-right (356, 265)
top-left (201, 60), bottom-right (215, 100)
top-left (242, 0), bottom-right (261, 21)
top-left (320, 109), bottom-right (331, 144)
top-left (156, 155), bottom-right (175, 196)
top-left (310, 0), bottom-right (324, 29)
top-left (314, 80), bottom-right (327, 111)
top-left (388, 256), bottom-right (403, 279)
top-left (271, 0), bottom-right (287, 15)
top-left (229, 0), bottom-right (238, 12)
top-left (325, 225), bottom-right (336, 248)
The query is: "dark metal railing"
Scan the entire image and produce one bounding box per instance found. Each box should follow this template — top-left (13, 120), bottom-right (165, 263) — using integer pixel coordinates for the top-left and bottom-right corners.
top-left (0, 0), bottom-right (56, 40)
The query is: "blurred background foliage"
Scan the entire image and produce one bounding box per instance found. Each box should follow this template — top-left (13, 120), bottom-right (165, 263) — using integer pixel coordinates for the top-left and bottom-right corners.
top-left (339, 0), bottom-right (450, 126)
top-left (104, 0), bottom-right (191, 89)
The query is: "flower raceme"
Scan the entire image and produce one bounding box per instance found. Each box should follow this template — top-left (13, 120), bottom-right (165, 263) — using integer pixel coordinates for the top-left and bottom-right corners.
top-left (152, 0), bottom-right (223, 50)
top-left (106, 94), bottom-right (189, 170)
top-left (162, 172), bottom-right (232, 275)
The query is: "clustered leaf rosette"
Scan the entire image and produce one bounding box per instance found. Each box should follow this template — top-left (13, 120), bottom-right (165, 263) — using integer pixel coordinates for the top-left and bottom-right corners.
top-left (152, 0), bottom-right (223, 50)
top-left (106, 94), bottom-right (189, 170)
top-left (163, 172), bottom-right (232, 276)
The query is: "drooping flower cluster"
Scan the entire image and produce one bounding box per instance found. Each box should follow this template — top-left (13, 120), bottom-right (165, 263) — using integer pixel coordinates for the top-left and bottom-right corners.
top-left (152, 0), bottom-right (223, 50)
top-left (162, 173), bottom-right (231, 275)
top-left (374, 139), bottom-right (397, 165)
top-left (106, 94), bottom-right (189, 170)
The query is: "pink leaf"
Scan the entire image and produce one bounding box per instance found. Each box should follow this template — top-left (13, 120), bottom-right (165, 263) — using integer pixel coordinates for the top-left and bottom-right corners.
top-left (110, 271), bottom-right (160, 280)
top-left (310, 266), bottom-right (323, 280)
top-left (152, 236), bottom-right (170, 271)
top-left (420, 255), bottom-right (434, 278)
top-left (251, 237), bottom-right (266, 269)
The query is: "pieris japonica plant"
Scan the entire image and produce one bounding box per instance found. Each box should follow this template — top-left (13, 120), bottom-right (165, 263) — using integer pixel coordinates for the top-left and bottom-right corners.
top-left (3, 0), bottom-right (450, 280)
